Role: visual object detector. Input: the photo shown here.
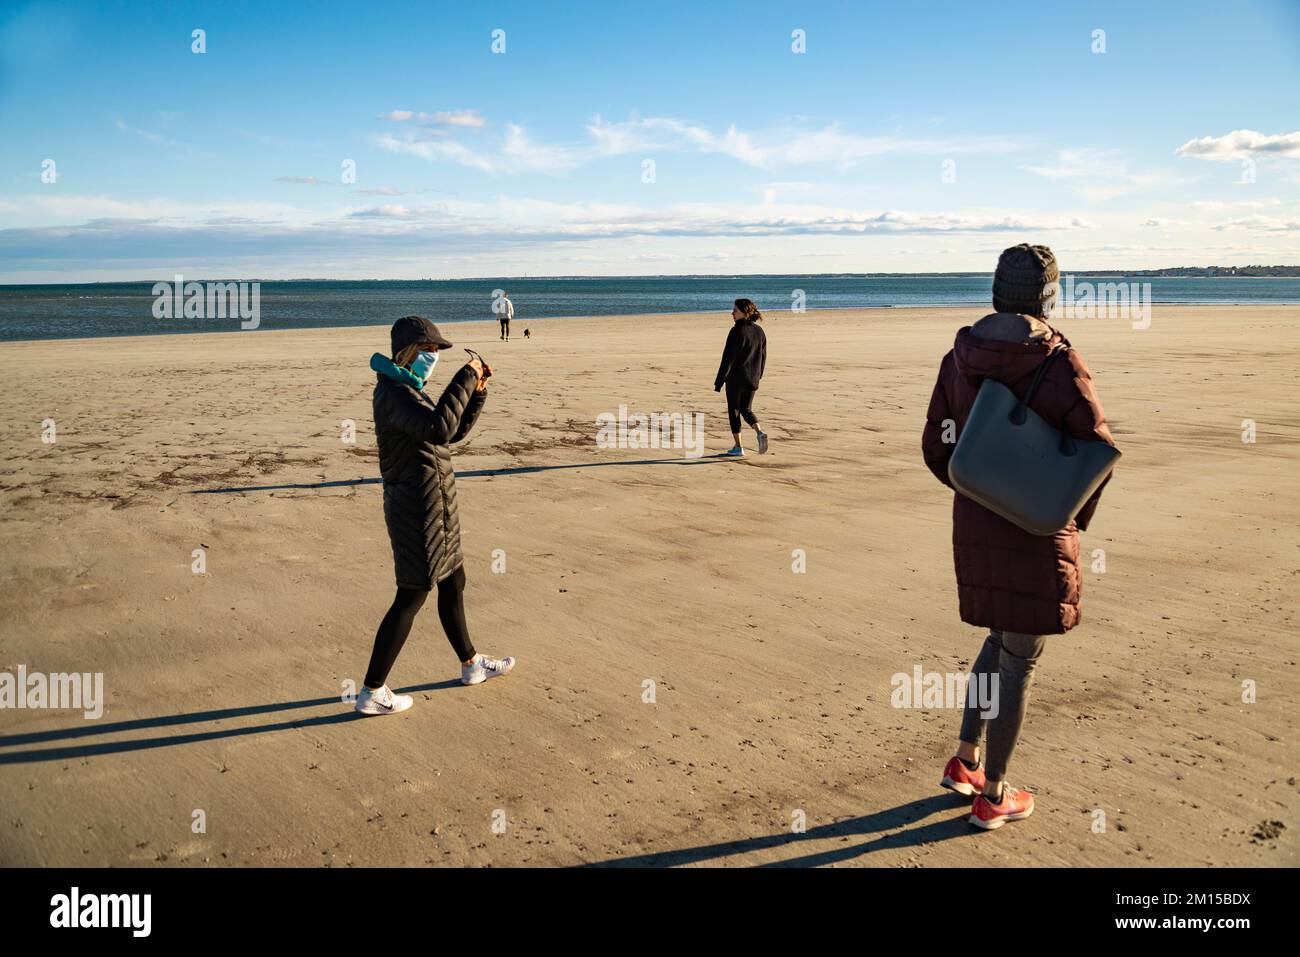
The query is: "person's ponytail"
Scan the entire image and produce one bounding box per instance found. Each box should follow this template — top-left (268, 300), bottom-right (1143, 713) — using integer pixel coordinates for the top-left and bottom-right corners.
top-left (395, 343), bottom-right (424, 369)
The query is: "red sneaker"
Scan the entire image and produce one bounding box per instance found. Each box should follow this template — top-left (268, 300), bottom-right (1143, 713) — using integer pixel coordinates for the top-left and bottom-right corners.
top-left (940, 756), bottom-right (986, 797)
top-left (969, 784), bottom-right (1035, 830)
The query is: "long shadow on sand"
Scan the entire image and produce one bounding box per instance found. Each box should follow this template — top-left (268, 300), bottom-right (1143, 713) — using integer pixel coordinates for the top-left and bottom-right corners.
top-left (581, 793), bottom-right (974, 867)
top-left (0, 680), bottom-right (459, 764)
top-left (189, 455), bottom-right (735, 495)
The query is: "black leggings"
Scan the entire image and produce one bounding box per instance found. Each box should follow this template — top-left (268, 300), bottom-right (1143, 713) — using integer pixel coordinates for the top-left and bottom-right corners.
top-left (725, 382), bottom-right (759, 434)
top-left (363, 565), bottom-right (476, 688)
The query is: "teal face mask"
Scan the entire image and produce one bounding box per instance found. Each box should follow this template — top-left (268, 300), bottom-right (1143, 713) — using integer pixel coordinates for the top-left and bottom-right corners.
top-left (410, 350), bottom-right (439, 382)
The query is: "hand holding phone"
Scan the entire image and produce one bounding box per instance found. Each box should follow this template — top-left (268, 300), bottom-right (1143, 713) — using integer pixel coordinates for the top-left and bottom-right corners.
top-left (465, 348), bottom-right (492, 391)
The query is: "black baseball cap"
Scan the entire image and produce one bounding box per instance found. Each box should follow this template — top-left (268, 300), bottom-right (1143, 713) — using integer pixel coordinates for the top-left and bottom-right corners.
top-left (390, 315), bottom-right (453, 357)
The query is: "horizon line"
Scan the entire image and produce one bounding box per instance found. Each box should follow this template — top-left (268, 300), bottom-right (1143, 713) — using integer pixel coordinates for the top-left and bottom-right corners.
top-left (3, 266), bottom-right (1298, 287)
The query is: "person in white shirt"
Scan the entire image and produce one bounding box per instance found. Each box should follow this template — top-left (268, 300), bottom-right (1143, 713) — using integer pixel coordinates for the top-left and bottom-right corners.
top-left (497, 291), bottom-right (514, 341)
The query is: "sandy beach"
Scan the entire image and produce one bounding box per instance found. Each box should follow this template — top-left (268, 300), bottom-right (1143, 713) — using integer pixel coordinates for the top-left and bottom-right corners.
top-left (0, 304), bottom-right (1295, 867)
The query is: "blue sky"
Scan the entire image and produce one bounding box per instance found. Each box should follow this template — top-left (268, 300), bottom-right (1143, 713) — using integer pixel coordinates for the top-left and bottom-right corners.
top-left (1, 0), bottom-right (1298, 281)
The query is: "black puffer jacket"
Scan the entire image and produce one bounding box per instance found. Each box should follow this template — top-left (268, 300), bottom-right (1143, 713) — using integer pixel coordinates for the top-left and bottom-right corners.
top-left (374, 365), bottom-right (486, 589)
top-left (714, 319), bottom-right (766, 391)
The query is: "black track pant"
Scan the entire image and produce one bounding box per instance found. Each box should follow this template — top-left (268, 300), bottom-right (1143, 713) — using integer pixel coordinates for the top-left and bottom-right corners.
top-left (363, 565), bottom-right (476, 688)
top-left (725, 381), bottom-right (759, 434)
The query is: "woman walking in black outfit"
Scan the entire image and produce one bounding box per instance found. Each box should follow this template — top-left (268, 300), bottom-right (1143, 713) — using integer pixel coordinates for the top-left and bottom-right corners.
top-left (714, 298), bottom-right (769, 457)
top-left (355, 316), bottom-right (516, 717)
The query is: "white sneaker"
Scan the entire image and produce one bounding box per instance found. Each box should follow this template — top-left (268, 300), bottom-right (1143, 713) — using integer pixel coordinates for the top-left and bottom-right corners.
top-left (461, 653), bottom-right (515, 686)
top-left (355, 684), bottom-right (413, 716)
top-left (756, 431), bottom-right (769, 454)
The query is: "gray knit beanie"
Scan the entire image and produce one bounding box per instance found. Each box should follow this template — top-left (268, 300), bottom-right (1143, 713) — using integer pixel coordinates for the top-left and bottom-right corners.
top-left (992, 243), bottom-right (1059, 317)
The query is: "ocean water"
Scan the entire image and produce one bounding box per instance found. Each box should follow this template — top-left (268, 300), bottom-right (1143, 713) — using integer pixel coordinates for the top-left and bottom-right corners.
top-left (0, 275), bottom-right (1297, 342)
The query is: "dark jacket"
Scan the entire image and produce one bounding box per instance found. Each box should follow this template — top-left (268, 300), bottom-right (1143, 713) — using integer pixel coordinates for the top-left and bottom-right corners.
top-left (921, 314), bottom-right (1114, 635)
top-left (714, 320), bottom-right (766, 391)
top-left (374, 364), bottom-right (486, 589)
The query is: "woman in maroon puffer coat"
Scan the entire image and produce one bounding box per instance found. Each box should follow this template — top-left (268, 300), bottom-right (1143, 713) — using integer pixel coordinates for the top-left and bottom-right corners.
top-left (921, 244), bottom-right (1115, 830)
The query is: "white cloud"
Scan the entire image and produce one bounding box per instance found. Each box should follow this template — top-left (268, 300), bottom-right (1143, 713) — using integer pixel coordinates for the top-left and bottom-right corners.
top-left (585, 115), bottom-right (713, 156)
top-left (341, 195), bottom-right (1089, 240)
top-left (4, 207), bottom-right (1286, 281)
top-left (377, 132), bottom-right (497, 172)
top-left (429, 109), bottom-right (486, 128)
top-left (349, 203), bottom-right (426, 219)
top-left (1, 188), bottom-right (1092, 247)
top-left (1189, 198), bottom-right (1282, 211)
top-left (1021, 148), bottom-right (1128, 181)
top-left (379, 112), bottom-right (1021, 176)
top-left (44, 182), bottom-right (1300, 282)
top-left (1176, 129), bottom-right (1300, 161)
top-left (585, 114), bottom-right (1016, 168)
top-left (765, 124), bottom-right (1012, 166)
top-left (1021, 148), bottom-right (1200, 201)
top-left (1, 193), bottom-right (314, 228)
top-left (500, 123), bottom-right (588, 172)
top-left (377, 123), bottom-right (586, 174)
top-left (381, 108), bottom-right (486, 128)
top-left (1213, 215), bottom-right (1300, 232)
top-left (114, 117), bottom-right (165, 145)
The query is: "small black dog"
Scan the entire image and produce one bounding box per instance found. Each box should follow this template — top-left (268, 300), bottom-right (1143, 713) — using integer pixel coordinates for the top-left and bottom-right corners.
top-left (523, 328), bottom-right (530, 339)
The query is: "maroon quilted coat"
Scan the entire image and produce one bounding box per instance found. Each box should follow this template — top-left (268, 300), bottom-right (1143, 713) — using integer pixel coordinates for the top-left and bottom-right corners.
top-left (922, 315), bottom-right (1115, 635)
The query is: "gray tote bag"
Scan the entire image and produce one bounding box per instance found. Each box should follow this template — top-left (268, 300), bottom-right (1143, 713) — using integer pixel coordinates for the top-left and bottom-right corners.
top-left (947, 347), bottom-right (1120, 536)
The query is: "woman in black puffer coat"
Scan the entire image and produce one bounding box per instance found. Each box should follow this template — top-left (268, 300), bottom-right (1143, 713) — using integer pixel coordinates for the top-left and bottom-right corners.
top-left (354, 316), bottom-right (515, 716)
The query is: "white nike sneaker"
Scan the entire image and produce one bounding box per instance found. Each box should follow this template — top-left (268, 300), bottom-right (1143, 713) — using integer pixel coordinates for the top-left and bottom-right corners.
top-left (354, 684), bottom-right (413, 716)
top-left (461, 653), bottom-right (516, 686)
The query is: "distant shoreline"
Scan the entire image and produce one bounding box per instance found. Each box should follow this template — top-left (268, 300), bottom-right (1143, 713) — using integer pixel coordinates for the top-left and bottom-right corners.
top-left (2, 302), bottom-right (1298, 346)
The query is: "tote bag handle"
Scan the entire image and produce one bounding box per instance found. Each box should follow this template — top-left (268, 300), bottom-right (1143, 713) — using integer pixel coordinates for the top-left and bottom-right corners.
top-left (1007, 346), bottom-right (1079, 456)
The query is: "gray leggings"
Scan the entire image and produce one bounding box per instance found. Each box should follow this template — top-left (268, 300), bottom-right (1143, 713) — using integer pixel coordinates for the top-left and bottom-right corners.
top-left (958, 630), bottom-right (1047, 782)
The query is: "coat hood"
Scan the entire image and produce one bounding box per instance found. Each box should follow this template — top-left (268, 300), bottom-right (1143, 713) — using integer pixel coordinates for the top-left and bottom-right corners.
top-left (951, 314), bottom-right (1067, 389)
